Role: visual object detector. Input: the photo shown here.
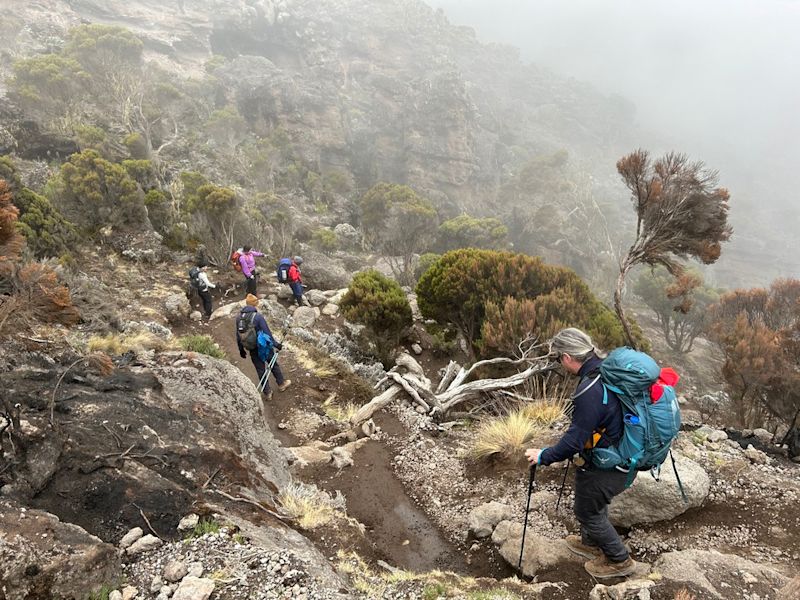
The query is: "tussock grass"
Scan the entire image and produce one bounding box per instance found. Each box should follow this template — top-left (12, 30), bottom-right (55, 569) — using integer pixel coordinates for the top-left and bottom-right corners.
top-left (674, 590), bottom-right (696, 600)
top-left (87, 331), bottom-right (175, 355)
top-left (468, 590), bottom-right (521, 600)
top-left (178, 334), bottom-right (225, 359)
top-left (521, 398), bottom-right (569, 427)
top-left (290, 342), bottom-right (339, 378)
top-left (322, 396), bottom-right (360, 422)
top-left (278, 482), bottom-right (345, 529)
top-left (468, 409), bottom-right (542, 460)
top-left (189, 518), bottom-right (221, 538)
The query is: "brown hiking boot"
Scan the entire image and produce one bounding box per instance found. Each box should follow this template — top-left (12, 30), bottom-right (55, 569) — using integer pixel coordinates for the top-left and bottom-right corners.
top-left (277, 379), bottom-right (292, 392)
top-left (262, 390), bottom-right (273, 402)
top-left (565, 535), bottom-right (602, 559)
top-left (584, 555), bottom-right (637, 579)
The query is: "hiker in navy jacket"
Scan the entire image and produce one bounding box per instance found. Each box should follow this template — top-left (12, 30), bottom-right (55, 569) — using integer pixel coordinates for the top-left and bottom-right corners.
top-left (236, 294), bottom-right (291, 401)
top-left (525, 328), bottom-right (638, 579)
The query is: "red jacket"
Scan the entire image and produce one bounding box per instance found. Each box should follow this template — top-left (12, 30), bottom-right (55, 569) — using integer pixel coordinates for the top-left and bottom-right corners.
top-left (287, 263), bottom-right (302, 283)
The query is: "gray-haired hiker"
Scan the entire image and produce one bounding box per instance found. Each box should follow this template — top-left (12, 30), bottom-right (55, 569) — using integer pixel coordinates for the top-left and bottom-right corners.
top-left (524, 327), bottom-right (638, 579)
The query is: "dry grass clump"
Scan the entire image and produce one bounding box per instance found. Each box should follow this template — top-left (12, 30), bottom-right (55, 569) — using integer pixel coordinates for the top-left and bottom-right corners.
top-left (673, 589), bottom-right (696, 600)
top-left (322, 395), bottom-right (360, 423)
top-left (88, 331), bottom-right (175, 355)
top-left (290, 342), bottom-right (339, 377)
top-left (278, 482), bottom-right (345, 530)
top-left (468, 409), bottom-right (542, 460)
top-left (521, 398), bottom-right (569, 427)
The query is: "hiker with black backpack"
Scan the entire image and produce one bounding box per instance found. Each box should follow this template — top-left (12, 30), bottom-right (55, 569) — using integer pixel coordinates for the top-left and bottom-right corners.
top-left (277, 256), bottom-right (306, 306)
top-left (525, 328), bottom-right (639, 579)
top-left (189, 262), bottom-right (216, 319)
top-left (235, 294), bottom-right (291, 401)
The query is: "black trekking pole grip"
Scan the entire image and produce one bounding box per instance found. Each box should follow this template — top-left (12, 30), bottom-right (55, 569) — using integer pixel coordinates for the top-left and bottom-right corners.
top-left (517, 463), bottom-right (537, 571)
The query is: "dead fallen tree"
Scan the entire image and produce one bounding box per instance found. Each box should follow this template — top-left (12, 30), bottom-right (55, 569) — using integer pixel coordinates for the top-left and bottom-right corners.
top-left (349, 345), bottom-right (553, 426)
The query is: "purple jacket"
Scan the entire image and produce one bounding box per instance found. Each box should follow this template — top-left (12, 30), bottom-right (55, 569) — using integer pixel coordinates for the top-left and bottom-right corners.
top-left (239, 250), bottom-right (264, 278)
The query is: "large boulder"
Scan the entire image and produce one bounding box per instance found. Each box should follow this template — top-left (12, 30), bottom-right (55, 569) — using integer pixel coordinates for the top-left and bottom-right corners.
top-left (305, 289), bottom-right (328, 307)
top-left (164, 293), bottom-right (192, 324)
top-left (0, 500), bottom-right (121, 599)
top-left (654, 549), bottom-right (787, 599)
top-left (467, 501), bottom-right (514, 539)
top-left (609, 454), bottom-right (709, 527)
top-left (491, 520), bottom-right (578, 577)
top-left (298, 250), bottom-right (352, 290)
top-left (292, 306), bottom-right (319, 329)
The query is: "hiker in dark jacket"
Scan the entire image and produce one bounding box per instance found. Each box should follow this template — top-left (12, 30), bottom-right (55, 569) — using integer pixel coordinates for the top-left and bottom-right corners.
top-left (196, 262), bottom-right (215, 319)
top-left (525, 327), bottom-right (638, 579)
top-left (236, 294), bottom-right (291, 400)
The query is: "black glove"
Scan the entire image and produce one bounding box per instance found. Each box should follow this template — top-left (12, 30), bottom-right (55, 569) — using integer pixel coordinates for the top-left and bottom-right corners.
top-left (273, 341), bottom-right (283, 351)
top-left (239, 349), bottom-right (247, 359)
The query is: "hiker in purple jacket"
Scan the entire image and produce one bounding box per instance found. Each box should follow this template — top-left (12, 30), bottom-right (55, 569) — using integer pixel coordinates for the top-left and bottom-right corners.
top-left (239, 245), bottom-right (264, 296)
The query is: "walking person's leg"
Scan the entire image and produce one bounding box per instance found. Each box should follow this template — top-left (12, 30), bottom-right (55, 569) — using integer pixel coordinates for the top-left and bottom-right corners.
top-left (271, 358), bottom-right (291, 391)
top-left (249, 351), bottom-right (270, 396)
top-left (573, 467), bottom-right (636, 578)
top-left (245, 276), bottom-right (257, 296)
top-left (290, 282), bottom-right (303, 306)
top-left (199, 290), bottom-right (213, 317)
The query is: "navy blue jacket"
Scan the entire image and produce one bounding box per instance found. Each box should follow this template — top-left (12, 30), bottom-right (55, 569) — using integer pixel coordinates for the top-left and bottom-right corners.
top-left (235, 306), bottom-right (273, 354)
top-left (539, 354), bottom-right (623, 466)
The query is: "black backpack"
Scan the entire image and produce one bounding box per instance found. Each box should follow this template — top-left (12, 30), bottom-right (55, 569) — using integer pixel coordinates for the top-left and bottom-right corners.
top-left (237, 311), bottom-right (258, 350)
top-left (188, 266), bottom-right (202, 290)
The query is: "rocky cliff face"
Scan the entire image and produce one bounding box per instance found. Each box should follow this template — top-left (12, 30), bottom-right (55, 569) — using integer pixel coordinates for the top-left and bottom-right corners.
top-left (0, 0), bottom-right (638, 216)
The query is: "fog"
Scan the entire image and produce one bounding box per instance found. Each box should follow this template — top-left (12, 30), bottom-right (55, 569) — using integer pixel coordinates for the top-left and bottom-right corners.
top-left (428, 0), bottom-right (800, 278)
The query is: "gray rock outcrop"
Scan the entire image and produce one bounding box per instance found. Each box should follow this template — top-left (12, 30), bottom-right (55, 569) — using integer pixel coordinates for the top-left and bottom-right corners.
top-left (164, 293), bottom-right (192, 324)
top-left (0, 500), bottom-right (121, 600)
top-left (654, 549), bottom-right (787, 599)
top-left (491, 520), bottom-right (578, 576)
top-left (609, 454), bottom-right (709, 527)
top-left (468, 501), bottom-right (514, 539)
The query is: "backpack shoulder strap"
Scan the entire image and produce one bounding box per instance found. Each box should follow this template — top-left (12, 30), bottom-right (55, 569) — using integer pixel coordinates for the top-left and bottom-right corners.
top-left (572, 374), bottom-right (601, 401)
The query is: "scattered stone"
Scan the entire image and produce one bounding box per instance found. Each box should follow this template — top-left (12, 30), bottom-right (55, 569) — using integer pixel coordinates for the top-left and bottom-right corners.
top-left (126, 534), bottom-right (164, 556)
top-left (696, 425), bottom-right (728, 443)
top-left (468, 502), bottom-right (514, 539)
top-left (777, 575), bottom-right (800, 600)
top-left (411, 343), bottom-right (423, 355)
top-left (589, 579), bottom-right (655, 600)
top-left (189, 311), bottom-right (202, 322)
top-left (331, 446), bottom-right (354, 469)
top-left (119, 527), bottom-right (144, 549)
top-left (752, 428), bottom-right (773, 444)
top-left (187, 562), bottom-right (203, 578)
top-left (293, 306), bottom-right (318, 328)
top-left (305, 289), bottom-right (327, 306)
top-left (150, 576), bottom-right (163, 594)
top-left (171, 576), bottom-right (215, 600)
top-left (163, 560), bottom-right (188, 582)
top-left (121, 585), bottom-right (138, 600)
top-left (609, 454), bottom-right (709, 527)
top-left (321, 303), bottom-right (339, 316)
top-left (109, 592), bottom-right (122, 600)
top-left (743, 444), bottom-right (769, 464)
top-left (177, 514), bottom-right (199, 531)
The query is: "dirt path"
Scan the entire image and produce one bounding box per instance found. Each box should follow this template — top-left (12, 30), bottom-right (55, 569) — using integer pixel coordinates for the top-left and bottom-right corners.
top-left (202, 308), bottom-right (498, 576)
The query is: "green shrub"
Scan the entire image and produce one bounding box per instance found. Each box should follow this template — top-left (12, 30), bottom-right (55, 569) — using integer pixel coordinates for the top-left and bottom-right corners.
top-left (124, 132), bottom-right (148, 159)
top-left (189, 518), bottom-right (221, 538)
top-left (436, 213), bottom-right (509, 252)
top-left (311, 227), bottom-right (338, 252)
top-left (417, 249), bottom-right (639, 356)
top-left (340, 270), bottom-right (412, 366)
top-left (178, 334), bottom-right (225, 359)
top-left (415, 252), bottom-right (440, 283)
top-left (144, 189), bottom-right (173, 235)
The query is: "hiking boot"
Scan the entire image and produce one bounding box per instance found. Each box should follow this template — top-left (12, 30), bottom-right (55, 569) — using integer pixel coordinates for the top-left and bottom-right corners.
top-left (262, 390), bottom-right (273, 402)
top-left (584, 555), bottom-right (637, 579)
top-left (277, 379), bottom-right (292, 392)
top-left (565, 535), bottom-right (602, 559)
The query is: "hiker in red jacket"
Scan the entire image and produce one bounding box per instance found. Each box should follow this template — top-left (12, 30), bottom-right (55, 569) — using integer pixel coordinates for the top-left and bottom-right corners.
top-left (287, 256), bottom-right (305, 306)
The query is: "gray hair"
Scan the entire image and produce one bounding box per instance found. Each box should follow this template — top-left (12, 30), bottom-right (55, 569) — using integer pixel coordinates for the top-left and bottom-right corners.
top-left (549, 327), bottom-right (602, 362)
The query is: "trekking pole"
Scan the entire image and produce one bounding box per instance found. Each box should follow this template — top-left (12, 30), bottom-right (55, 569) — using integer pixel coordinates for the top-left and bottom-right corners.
top-left (517, 463), bottom-right (537, 571)
top-left (257, 322), bottom-right (292, 393)
top-left (555, 458), bottom-right (571, 512)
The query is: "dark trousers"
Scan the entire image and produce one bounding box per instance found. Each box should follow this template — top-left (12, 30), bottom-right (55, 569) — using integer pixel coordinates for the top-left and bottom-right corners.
top-left (249, 350), bottom-right (285, 394)
top-left (245, 274), bottom-right (258, 296)
top-left (574, 467), bottom-right (630, 562)
top-left (198, 289), bottom-right (213, 317)
top-left (289, 281), bottom-right (303, 305)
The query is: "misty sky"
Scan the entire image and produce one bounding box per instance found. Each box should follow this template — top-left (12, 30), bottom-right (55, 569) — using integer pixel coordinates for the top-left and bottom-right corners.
top-left (427, 0), bottom-right (800, 212)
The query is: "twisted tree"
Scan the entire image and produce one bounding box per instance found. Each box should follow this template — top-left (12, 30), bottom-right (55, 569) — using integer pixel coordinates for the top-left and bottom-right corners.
top-left (615, 150), bottom-right (732, 347)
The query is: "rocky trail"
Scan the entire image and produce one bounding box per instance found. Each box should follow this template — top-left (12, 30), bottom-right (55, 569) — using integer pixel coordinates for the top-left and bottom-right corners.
top-left (1, 260), bottom-right (799, 600)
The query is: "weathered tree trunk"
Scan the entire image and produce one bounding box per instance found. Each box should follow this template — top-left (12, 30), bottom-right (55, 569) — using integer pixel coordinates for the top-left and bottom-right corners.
top-left (349, 351), bottom-right (551, 427)
top-left (614, 259), bottom-right (637, 349)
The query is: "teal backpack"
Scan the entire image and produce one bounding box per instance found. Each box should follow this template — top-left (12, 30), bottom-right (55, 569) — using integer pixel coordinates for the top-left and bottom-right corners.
top-left (590, 347), bottom-right (686, 500)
